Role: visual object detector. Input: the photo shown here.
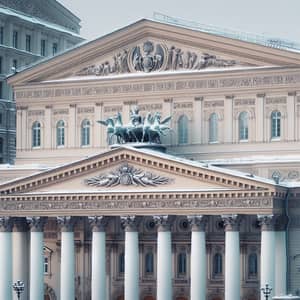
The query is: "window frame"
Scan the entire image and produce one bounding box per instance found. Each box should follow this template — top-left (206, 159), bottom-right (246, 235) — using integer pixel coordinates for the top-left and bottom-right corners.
top-left (209, 113), bottom-right (218, 143)
top-left (238, 111), bottom-right (249, 141)
top-left (56, 120), bottom-right (65, 147)
top-left (81, 119), bottom-right (91, 146)
top-left (32, 121), bottom-right (41, 148)
top-left (178, 114), bottom-right (189, 144)
top-left (271, 110), bottom-right (281, 139)
top-left (25, 34), bottom-right (31, 52)
top-left (12, 30), bottom-right (18, 48)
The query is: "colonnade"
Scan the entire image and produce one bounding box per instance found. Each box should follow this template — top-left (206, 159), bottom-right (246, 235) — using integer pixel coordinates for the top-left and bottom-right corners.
top-left (0, 214), bottom-right (287, 300)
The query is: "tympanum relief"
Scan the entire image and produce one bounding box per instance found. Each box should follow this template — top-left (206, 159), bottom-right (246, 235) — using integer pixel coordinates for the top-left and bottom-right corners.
top-left (76, 40), bottom-right (238, 76)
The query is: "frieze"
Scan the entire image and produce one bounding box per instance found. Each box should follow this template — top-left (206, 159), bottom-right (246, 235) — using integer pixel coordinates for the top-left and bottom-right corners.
top-left (53, 109), bottom-right (69, 115)
top-left (15, 73), bottom-right (300, 100)
top-left (28, 110), bottom-right (45, 116)
top-left (234, 99), bottom-right (256, 106)
top-left (77, 107), bottom-right (95, 114)
top-left (269, 169), bottom-right (300, 183)
top-left (265, 97), bottom-right (287, 105)
top-left (204, 100), bottom-right (224, 108)
top-left (173, 102), bottom-right (193, 109)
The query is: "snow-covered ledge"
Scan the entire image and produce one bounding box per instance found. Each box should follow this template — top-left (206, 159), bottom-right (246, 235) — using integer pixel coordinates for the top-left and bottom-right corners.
top-left (273, 296), bottom-right (300, 300)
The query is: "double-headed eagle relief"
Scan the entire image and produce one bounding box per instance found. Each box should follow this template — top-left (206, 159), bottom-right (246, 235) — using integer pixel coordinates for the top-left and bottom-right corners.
top-left (76, 40), bottom-right (237, 76)
top-left (97, 106), bottom-right (171, 145)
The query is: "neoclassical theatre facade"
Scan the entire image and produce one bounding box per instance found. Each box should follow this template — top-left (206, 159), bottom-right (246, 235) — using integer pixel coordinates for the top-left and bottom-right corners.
top-left (1, 19), bottom-right (300, 300)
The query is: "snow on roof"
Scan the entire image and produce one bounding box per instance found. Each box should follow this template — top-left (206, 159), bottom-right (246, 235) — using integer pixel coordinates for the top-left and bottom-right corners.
top-left (0, 6), bottom-right (82, 38)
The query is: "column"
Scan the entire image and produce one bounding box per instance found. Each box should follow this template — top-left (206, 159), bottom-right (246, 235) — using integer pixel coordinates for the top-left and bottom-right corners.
top-left (12, 218), bottom-right (29, 300)
top-left (258, 215), bottom-right (275, 299)
top-left (154, 215), bottom-right (172, 300)
top-left (121, 216), bottom-right (139, 300)
top-left (188, 215), bottom-right (207, 300)
top-left (89, 216), bottom-right (107, 300)
top-left (222, 215), bottom-right (241, 300)
top-left (27, 217), bottom-right (47, 300)
top-left (274, 215), bottom-right (287, 296)
top-left (57, 216), bottom-right (76, 300)
top-left (0, 217), bottom-right (13, 300)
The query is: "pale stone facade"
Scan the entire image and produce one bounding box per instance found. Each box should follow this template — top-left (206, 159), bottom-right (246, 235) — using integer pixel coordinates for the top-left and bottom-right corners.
top-left (1, 19), bottom-right (300, 300)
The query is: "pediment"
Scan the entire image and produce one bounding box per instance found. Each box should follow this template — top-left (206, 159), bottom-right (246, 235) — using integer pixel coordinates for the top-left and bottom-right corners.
top-left (8, 19), bottom-right (300, 85)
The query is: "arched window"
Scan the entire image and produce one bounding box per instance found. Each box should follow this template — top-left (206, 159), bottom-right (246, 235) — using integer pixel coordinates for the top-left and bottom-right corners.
top-left (248, 253), bottom-right (258, 276)
top-left (32, 121), bottom-right (41, 147)
top-left (0, 137), bottom-right (3, 154)
top-left (145, 252), bottom-right (154, 273)
top-left (213, 253), bottom-right (222, 275)
top-left (239, 111), bottom-right (248, 140)
top-left (271, 111), bottom-right (281, 138)
top-left (178, 252), bottom-right (187, 274)
top-left (81, 119), bottom-right (90, 146)
top-left (119, 252), bottom-right (125, 273)
top-left (178, 115), bottom-right (188, 144)
top-left (56, 120), bottom-right (65, 147)
top-left (209, 113), bottom-right (218, 142)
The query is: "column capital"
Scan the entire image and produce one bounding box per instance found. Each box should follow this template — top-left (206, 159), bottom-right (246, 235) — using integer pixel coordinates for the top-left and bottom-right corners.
top-left (187, 215), bottom-right (208, 231)
top-left (222, 214), bottom-right (241, 231)
top-left (27, 217), bottom-right (47, 232)
top-left (257, 214), bottom-right (275, 231)
top-left (88, 216), bottom-right (106, 232)
top-left (13, 217), bottom-right (29, 232)
top-left (274, 214), bottom-right (288, 231)
top-left (153, 215), bottom-right (171, 232)
top-left (57, 216), bottom-right (76, 232)
top-left (121, 216), bottom-right (137, 232)
top-left (0, 217), bottom-right (13, 232)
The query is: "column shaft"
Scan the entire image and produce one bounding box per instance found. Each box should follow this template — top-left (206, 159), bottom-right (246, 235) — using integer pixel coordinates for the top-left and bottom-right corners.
top-left (61, 231), bottom-right (75, 300)
top-left (125, 231), bottom-right (139, 300)
top-left (0, 231), bottom-right (12, 300)
top-left (191, 230), bottom-right (206, 300)
top-left (92, 231), bottom-right (106, 300)
top-left (275, 231), bottom-right (287, 296)
top-left (30, 231), bottom-right (44, 300)
top-left (157, 230), bottom-right (172, 300)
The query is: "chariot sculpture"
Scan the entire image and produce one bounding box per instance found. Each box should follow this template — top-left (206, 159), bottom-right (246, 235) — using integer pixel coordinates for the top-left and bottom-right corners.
top-left (97, 106), bottom-right (171, 145)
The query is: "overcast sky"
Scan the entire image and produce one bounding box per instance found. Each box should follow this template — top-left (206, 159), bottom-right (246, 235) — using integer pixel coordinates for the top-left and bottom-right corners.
top-left (58, 0), bottom-right (300, 45)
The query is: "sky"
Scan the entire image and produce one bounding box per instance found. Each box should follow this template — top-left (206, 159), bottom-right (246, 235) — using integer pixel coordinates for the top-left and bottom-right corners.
top-left (58, 0), bottom-right (300, 45)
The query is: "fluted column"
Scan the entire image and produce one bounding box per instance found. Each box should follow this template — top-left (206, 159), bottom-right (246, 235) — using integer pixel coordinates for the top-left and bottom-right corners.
top-left (27, 217), bottom-right (47, 300)
top-left (222, 215), bottom-right (241, 300)
top-left (121, 216), bottom-right (139, 300)
top-left (154, 215), bottom-right (172, 300)
top-left (188, 215), bottom-right (207, 300)
top-left (258, 215), bottom-right (275, 299)
top-left (89, 216), bottom-right (107, 300)
top-left (12, 218), bottom-right (29, 300)
top-left (0, 217), bottom-right (13, 300)
top-left (57, 216), bottom-right (76, 300)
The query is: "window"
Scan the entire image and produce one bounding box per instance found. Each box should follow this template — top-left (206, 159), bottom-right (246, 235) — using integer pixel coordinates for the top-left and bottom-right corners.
top-left (56, 120), bottom-right (65, 147)
top-left (178, 114), bottom-right (188, 144)
top-left (0, 56), bottom-right (2, 73)
top-left (178, 252), bottom-right (187, 274)
top-left (213, 253), bottom-right (222, 275)
top-left (239, 111), bottom-right (249, 140)
top-left (44, 257), bottom-right (49, 274)
top-left (32, 121), bottom-right (41, 147)
top-left (26, 34), bottom-right (31, 52)
top-left (0, 137), bottom-right (3, 154)
top-left (0, 82), bottom-right (3, 99)
top-left (0, 112), bottom-right (2, 125)
top-left (41, 39), bottom-right (46, 56)
top-left (271, 111), bottom-right (281, 139)
top-left (119, 252), bottom-right (125, 273)
top-left (81, 119), bottom-right (90, 146)
top-left (0, 26), bottom-right (4, 44)
top-left (248, 253), bottom-right (258, 276)
top-left (209, 113), bottom-right (218, 142)
top-left (52, 42), bottom-right (58, 55)
top-left (12, 30), bottom-right (18, 48)
top-left (145, 252), bottom-right (154, 273)
top-left (12, 59), bottom-right (17, 71)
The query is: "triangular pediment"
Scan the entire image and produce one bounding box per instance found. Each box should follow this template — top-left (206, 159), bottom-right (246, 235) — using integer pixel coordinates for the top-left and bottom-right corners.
top-left (8, 19), bottom-right (300, 85)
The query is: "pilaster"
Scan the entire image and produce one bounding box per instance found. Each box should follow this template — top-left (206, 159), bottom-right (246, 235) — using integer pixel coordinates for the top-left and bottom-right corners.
top-left (224, 95), bottom-right (233, 143)
top-left (256, 93), bottom-right (265, 142)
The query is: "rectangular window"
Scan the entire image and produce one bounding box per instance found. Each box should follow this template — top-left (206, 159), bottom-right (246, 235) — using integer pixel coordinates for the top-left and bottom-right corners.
top-left (12, 59), bottom-right (17, 72)
top-left (44, 257), bottom-right (49, 274)
top-left (0, 56), bottom-right (2, 73)
top-left (12, 30), bottom-right (18, 48)
top-left (25, 34), bottom-right (31, 52)
top-left (52, 42), bottom-right (58, 56)
top-left (0, 81), bottom-right (3, 99)
top-left (0, 113), bottom-right (2, 125)
top-left (0, 27), bottom-right (4, 44)
top-left (40, 39), bottom-right (46, 56)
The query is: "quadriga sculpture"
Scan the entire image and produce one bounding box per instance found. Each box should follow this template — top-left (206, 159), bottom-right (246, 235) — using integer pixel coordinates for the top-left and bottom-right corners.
top-left (97, 106), bottom-right (171, 145)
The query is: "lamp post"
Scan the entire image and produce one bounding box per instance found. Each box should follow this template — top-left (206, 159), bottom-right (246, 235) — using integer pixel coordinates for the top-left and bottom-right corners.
top-left (12, 280), bottom-right (25, 300)
top-left (261, 284), bottom-right (272, 300)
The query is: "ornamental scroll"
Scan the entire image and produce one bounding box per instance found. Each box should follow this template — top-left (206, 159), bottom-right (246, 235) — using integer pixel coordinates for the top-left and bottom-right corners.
top-left (84, 163), bottom-right (172, 187)
top-left (76, 40), bottom-right (237, 76)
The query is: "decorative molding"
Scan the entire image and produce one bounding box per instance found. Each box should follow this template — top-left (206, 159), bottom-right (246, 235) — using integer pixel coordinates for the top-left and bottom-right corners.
top-left (120, 216), bottom-right (138, 232)
top-left (187, 215), bottom-right (208, 231)
top-left (28, 110), bottom-right (45, 116)
top-left (88, 216), bottom-right (106, 232)
top-left (77, 107), bottom-right (94, 114)
top-left (173, 102), bottom-right (193, 109)
top-left (221, 214), bottom-right (241, 231)
top-left (194, 96), bottom-right (204, 101)
top-left (234, 99), bottom-right (256, 106)
top-left (0, 217), bottom-right (13, 232)
top-left (265, 96), bottom-right (287, 105)
top-left (104, 106), bottom-right (122, 113)
top-left (138, 103), bottom-right (162, 111)
top-left (153, 215), bottom-right (170, 231)
top-left (84, 163), bottom-right (172, 187)
top-left (27, 216), bottom-right (47, 232)
top-left (53, 109), bottom-right (69, 115)
top-left (204, 100), bottom-right (224, 108)
top-left (57, 216), bottom-right (76, 232)
top-left (257, 214), bottom-right (275, 231)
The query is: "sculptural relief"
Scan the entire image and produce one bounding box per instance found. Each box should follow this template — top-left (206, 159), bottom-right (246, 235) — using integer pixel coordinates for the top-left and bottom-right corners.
top-left (75, 40), bottom-right (237, 77)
